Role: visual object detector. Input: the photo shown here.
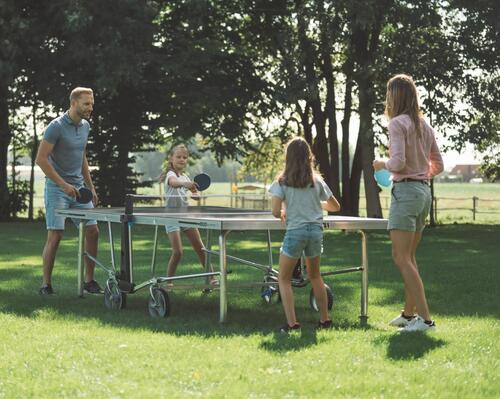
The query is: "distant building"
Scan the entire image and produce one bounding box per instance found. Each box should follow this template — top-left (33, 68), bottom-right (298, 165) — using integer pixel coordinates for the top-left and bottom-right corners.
top-left (450, 164), bottom-right (481, 182)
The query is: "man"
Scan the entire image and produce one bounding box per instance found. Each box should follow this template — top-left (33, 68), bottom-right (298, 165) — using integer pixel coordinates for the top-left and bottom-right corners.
top-left (36, 87), bottom-right (102, 295)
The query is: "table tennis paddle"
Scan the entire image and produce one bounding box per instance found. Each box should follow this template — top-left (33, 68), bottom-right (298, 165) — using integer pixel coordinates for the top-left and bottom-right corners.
top-left (374, 169), bottom-right (392, 187)
top-left (193, 173), bottom-right (211, 191)
top-left (77, 187), bottom-right (93, 204)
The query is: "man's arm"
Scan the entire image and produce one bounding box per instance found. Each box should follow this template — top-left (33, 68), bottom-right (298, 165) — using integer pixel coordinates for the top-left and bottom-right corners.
top-left (36, 139), bottom-right (78, 197)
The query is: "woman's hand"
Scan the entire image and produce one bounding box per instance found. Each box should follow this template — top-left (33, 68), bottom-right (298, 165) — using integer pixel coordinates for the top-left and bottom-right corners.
top-left (372, 160), bottom-right (386, 171)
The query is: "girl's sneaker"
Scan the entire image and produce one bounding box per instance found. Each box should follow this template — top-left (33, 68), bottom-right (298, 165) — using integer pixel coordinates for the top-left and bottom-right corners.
top-left (316, 319), bottom-right (333, 330)
top-left (399, 315), bottom-right (436, 332)
top-left (279, 323), bottom-right (301, 334)
top-left (389, 311), bottom-right (415, 327)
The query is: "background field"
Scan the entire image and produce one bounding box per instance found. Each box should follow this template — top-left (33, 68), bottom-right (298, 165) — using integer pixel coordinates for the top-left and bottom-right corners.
top-left (0, 222), bottom-right (498, 398)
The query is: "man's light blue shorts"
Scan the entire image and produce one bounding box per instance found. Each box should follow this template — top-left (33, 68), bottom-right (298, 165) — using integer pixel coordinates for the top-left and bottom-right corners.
top-left (280, 223), bottom-right (323, 259)
top-left (44, 179), bottom-right (97, 230)
top-left (388, 181), bottom-right (431, 232)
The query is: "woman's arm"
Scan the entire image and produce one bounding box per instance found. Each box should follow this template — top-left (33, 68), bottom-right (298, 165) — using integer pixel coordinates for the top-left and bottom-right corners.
top-left (429, 136), bottom-right (444, 177)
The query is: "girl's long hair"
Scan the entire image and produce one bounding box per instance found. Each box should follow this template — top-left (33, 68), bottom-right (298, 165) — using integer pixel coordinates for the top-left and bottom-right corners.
top-left (384, 74), bottom-right (423, 137)
top-left (159, 144), bottom-right (188, 182)
top-left (277, 137), bottom-right (317, 188)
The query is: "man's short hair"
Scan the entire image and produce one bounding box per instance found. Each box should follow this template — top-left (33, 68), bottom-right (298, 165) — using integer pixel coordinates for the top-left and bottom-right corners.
top-left (70, 87), bottom-right (93, 102)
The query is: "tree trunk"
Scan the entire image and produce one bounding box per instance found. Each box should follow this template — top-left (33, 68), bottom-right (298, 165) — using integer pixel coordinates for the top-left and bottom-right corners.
top-left (350, 7), bottom-right (385, 218)
top-left (322, 44), bottom-right (341, 204)
top-left (0, 83), bottom-right (11, 221)
top-left (341, 59), bottom-right (354, 214)
top-left (348, 133), bottom-right (363, 216)
top-left (358, 85), bottom-right (382, 218)
top-left (295, 1), bottom-right (332, 188)
top-left (29, 104), bottom-right (38, 221)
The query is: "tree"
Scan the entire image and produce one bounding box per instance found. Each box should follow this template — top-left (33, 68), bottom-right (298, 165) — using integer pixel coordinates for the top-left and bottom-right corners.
top-left (0, 0), bottom-right (49, 220)
top-left (449, 0), bottom-right (499, 181)
top-left (155, 0), bottom-right (271, 163)
top-left (238, 136), bottom-right (288, 185)
top-left (29, 0), bottom-right (169, 206)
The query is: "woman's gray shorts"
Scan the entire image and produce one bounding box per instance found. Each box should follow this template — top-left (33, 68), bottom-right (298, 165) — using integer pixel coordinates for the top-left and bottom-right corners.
top-left (388, 181), bottom-right (431, 232)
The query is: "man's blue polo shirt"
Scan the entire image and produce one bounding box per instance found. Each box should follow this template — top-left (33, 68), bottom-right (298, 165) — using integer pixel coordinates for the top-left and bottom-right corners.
top-left (43, 111), bottom-right (90, 185)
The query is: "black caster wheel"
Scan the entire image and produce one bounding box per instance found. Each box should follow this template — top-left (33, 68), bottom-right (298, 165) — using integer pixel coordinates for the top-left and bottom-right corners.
top-left (104, 279), bottom-right (126, 310)
top-left (148, 287), bottom-right (170, 318)
top-left (309, 284), bottom-right (334, 312)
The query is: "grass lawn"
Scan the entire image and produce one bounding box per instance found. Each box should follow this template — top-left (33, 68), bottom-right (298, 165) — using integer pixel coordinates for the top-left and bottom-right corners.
top-left (0, 221), bottom-right (499, 398)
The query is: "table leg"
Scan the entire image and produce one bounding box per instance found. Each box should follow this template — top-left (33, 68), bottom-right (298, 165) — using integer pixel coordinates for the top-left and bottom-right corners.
top-left (219, 230), bottom-right (229, 323)
top-left (359, 230), bottom-right (368, 325)
top-left (77, 220), bottom-right (85, 297)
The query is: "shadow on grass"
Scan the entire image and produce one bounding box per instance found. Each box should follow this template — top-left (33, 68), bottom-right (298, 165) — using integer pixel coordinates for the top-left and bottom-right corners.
top-left (259, 329), bottom-right (320, 352)
top-left (0, 265), bottom-right (368, 345)
top-left (373, 332), bottom-right (446, 360)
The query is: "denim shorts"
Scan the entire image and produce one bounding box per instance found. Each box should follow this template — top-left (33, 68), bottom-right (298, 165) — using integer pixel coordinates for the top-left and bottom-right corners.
top-left (388, 181), bottom-right (431, 232)
top-left (44, 179), bottom-right (97, 230)
top-left (280, 224), bottom-right (323, 259)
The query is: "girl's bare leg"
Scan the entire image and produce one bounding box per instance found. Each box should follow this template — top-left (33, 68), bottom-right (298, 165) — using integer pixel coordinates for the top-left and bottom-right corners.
top-left (278, 254), bottom-right (300, 327)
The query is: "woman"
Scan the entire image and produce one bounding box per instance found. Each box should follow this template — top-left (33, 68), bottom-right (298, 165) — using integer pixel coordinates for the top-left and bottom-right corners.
top-left (373, 74), bottom-right (444, 332)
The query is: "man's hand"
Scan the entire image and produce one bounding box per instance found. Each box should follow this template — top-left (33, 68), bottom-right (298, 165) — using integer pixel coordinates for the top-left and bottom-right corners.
top-left (61, 182), bottom-right (78, 198)
top-left (90, 187), bottom-right (99, 206)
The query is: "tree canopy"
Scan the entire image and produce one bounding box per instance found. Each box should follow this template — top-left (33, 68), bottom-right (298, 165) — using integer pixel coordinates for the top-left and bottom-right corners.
top-left (1, 0), bottom-right (498, 219)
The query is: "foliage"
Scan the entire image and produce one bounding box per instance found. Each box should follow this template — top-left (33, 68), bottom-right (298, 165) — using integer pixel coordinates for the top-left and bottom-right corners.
top-left (7, 114), bottom-right (31, 218)
top-left (1, 0), bottom-right (498, 216)
top-left (155, 0), bottom-right (272, 162)
top-left (237, 136), bottom-right (288, 184)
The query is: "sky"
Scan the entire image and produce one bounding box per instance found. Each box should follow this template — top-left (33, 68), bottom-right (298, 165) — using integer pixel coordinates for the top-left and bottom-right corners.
top-left (439, 144), bottom-right (482, 171)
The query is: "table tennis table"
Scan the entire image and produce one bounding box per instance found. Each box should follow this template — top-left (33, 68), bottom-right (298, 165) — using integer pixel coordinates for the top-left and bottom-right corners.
top-left (57, 195), bottom-right (388, 323)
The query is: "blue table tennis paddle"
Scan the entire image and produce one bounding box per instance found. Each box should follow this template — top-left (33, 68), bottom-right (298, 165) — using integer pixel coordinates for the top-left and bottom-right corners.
top-left (77, 187), bottom-right (93, 204)
top-left (374, 169), bottom-right (392, 187)
top-left (193, 173), bottom-right (211, 191)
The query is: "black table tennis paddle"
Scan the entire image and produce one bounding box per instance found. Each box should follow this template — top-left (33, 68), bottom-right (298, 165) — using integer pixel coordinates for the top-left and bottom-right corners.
top-left (77, 187), bottom-right (93, 204)
top-left (193, 173), bottom-right (211, 191)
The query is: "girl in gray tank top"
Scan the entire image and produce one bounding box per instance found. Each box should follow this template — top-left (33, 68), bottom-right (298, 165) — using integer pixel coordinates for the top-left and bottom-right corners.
top-left (268, 137), bottom-right (339, 333)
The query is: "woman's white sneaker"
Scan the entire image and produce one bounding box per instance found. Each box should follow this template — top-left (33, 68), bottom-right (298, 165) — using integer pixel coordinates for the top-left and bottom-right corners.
top-left (399, 315), bottom-right (436, 332)
top-left (389, 312), bottom-right (415, 327)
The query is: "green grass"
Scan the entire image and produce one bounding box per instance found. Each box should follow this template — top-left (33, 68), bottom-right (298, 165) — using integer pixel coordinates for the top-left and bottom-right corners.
top-left (0, 222), bottom-right (499, 398)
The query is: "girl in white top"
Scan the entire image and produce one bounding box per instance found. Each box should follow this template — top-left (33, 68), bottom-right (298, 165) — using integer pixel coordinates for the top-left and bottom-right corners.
top-left (160, 144), bottom-right (217, 287)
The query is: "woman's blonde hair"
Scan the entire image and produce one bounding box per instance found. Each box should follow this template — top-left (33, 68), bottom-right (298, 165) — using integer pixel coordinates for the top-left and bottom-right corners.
top-left (277, 136), bottom-right (318, 188)
top-left (385, 74), bottom-right (422, 136)
top-left (159, 144), bottom-right (189, 182)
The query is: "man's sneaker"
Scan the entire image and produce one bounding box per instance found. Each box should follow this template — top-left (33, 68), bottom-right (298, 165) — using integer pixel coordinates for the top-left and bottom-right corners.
top-left (279, 323), bottom-right (301, 334)
top-left (83, 280), bottom-right (103, 294)
top-left (39, 284), bottom-right (54, 295)
top-left (316, 319), bottom-right (333, 330)
top-left (389, 311), bottom-right (415, 327)
top-left (399, 315), bottom-right (436, 332)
